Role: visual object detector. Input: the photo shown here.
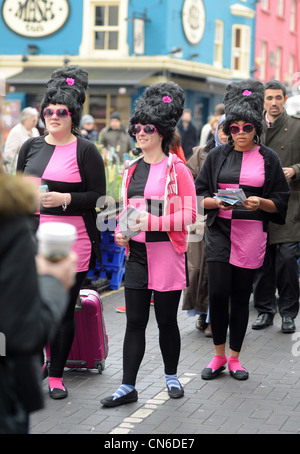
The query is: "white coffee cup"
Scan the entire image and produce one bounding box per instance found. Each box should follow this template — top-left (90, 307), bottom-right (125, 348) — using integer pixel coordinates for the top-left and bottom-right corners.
top-left (37, 222), bottom-right (77, 262)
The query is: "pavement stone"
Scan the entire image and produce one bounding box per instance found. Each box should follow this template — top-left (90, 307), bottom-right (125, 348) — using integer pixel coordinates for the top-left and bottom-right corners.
top-left (30, 287), bottom-right (300, 435)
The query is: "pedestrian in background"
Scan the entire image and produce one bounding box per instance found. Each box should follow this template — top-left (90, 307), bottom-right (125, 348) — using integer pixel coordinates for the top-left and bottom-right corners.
top-left (199, 103), bottom-right (225, 146)
top-left (252, 80), bottom-right (300, 333)
top-left (101, 82), bottom-right (197, 407)
top-left (81, 114), bottom-right (99, 142)
top-left (177, 108), bottom-right (199, 161)
top-left (196, 79), bottom-right (290, 381)
top-left (0, 172), bottom-right (76, 434)
top-left (99, 111), bottom-right (133, 162)
top-left (3, 107), bottom-right (39, 174)
top-left (17, 65), bottom-right (106, 400)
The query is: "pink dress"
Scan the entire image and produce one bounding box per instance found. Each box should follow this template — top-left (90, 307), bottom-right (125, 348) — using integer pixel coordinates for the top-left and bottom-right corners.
top-left (124, 157), bottom-right (188, 291)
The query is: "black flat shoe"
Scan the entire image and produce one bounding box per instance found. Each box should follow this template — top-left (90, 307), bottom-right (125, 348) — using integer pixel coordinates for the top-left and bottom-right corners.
top-left (201, 365), bottom-right (226, 380)
top-left (252, 313), bottom-right (273, 330)
top-left (100, 389), bottom-right (138, 407)
top-left (229, 369), bottom-right (249, 380)
top-left (167, 384), bottom-right (184, 399)
top-left (281, 317), bottom-right (296, 333)
top-left (49, 386), bottom-right (68, 400)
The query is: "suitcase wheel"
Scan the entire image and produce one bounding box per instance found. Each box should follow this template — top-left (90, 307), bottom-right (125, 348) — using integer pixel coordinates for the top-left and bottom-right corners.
top-left (97, 361), bottom-right (105, 374)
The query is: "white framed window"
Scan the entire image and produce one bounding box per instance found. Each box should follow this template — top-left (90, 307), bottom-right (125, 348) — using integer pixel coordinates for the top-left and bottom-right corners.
top-left (80, 0), bottom-right (129, 58)
top-left (277, 0), bottom-right (285, 17)
top-left (94, 4), bottom-right (119, 50)
top-left (288, 54), bottom-right (295, 83)
top-left (275, 46), bottom-right (282, 80)
top-left (214, 20), bottom-right (224, 68)
top-left (260, 41), bottom-right (267, 81)
top-left (261, 0), bottom-right (269, 11)
top-left (290, 0), bottom-right (296, 32)
top-left (232, 25), bottom-right (251, 77)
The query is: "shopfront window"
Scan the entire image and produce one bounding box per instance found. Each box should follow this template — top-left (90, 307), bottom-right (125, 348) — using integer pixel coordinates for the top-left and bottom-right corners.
top-left (88, 93), bottom-right (131, 134)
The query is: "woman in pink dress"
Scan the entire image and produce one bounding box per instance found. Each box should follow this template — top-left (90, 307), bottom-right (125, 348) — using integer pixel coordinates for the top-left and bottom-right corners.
top-left (17, 66), bottom-right (106, 399)
top-left (101, 82), bottom-right (197, 407)
top-left (196, 79), bottom-right (290, 381)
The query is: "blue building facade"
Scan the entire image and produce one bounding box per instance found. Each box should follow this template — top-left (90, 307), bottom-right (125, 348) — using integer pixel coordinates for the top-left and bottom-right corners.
top-left (1, 0), bottom-right (256, 135)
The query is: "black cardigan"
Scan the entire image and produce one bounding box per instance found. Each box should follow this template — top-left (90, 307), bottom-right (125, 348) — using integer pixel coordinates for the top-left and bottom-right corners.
top-left (195, 143), bottom-right (290, 232)
top-left (17, 135), bottom-right (106, 265)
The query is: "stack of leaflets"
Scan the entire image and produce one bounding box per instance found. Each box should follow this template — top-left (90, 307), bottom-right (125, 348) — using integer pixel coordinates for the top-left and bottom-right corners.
top-left (118, 205), bottom-right (142, 238)
top-left (213, 188), bottom-right (246, 206)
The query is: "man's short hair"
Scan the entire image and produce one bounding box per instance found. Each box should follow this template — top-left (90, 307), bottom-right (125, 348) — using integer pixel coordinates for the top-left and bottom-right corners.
top-left (264, 80), bottom-right (287, 97)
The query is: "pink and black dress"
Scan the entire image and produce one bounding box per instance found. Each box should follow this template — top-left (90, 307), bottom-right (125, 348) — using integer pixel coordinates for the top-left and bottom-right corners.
top-left (117, 154), bottom-right (197, 291)
top-left (207, 146), bottom-right (267, 269)
top-left (17, 135), bottom-right (106, 272)
top-left (195, 143), bottom-right (291, 269)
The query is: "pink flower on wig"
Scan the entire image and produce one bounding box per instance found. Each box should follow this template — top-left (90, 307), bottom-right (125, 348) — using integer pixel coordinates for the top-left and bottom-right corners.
top-left (66, 78), bottom-right (75, 86)
top-left (243, 90), bottom-right (252, 96)
top-left (162, 96), bottom-right (172, 103)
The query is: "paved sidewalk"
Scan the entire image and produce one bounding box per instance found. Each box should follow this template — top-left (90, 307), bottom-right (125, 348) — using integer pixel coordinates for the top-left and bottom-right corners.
top-left (30, 288), bottom-right (300, 435)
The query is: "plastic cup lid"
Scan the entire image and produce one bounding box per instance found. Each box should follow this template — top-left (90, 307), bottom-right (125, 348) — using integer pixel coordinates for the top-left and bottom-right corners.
top-left (37, 222), bottom-right (77, 242)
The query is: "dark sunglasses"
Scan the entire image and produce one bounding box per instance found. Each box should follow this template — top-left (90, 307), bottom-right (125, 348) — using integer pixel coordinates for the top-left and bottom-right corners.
top-left (131, 124), bottom-right (157, 136)
top-left (229, 123), bottom-right (255, 135)
top-left (43, 108), bottom-right (72, 119)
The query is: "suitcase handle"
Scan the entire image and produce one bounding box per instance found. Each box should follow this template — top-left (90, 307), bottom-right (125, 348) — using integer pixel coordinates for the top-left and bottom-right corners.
top-left (75, 296), bottom-right (83, 312)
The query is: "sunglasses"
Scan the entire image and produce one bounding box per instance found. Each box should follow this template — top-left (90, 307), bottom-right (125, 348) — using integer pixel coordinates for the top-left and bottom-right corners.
top-left (131, 124), bottom-right (157, 136)
top-left (229, 123), bottom-right (255, 135)
top-left (43, 108), bottom-right (72, 119)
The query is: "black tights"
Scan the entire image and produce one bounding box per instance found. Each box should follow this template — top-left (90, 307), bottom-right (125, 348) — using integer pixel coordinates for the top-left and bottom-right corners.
top-left (122, 288), bottom-right (182, 386)
top-left (207, 262), bottom-right (256, 353)
top-left (48, 271), bottom-right (87, 377)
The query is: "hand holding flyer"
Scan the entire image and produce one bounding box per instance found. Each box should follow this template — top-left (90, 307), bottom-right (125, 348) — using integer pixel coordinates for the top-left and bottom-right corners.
top-left (213, 188), bottom-right (246, 206)
top-left (118, 205), bottom-right (143, 238)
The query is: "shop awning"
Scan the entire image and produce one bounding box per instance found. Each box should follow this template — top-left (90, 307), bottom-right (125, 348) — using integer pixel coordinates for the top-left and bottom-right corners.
top-left (7, 67), bottom-right (157, 86)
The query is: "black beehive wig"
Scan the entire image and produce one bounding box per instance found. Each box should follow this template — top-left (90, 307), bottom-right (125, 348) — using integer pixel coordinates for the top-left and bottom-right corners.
top-left (129, 82), bottom-right (185, 155)
top-left (223, 79), bottom-right (264, 139)
top-left (40, 65), bottom-right (88, 135)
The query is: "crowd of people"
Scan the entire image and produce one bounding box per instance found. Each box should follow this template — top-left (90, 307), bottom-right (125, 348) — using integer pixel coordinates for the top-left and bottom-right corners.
top-left (0, 66), bottom-right (298, 431)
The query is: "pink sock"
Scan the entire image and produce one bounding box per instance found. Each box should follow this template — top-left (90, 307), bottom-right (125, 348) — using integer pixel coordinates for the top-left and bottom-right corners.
top-left (228, 357), bottom-right (247, 372)
top-left (49, 377), bottom-right (65, 391)
top-left (207, 355), bottom-right (227, 371)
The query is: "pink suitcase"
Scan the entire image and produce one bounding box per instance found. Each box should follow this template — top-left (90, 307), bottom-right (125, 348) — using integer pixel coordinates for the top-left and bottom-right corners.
top-left (46, 289), bottom-right (108, 373)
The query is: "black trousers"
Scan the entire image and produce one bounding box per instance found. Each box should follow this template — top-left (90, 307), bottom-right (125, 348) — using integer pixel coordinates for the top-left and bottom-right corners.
top-left (122, 288), bottom-right (182, 386)
top-left (207, 262), bottom-right (256, 353)
top-left (253, 242), bottom-right (300, 319)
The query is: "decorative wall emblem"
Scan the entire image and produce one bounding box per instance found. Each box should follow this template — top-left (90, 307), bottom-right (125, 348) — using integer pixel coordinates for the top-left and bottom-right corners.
top-left (182, 0), bottom-right (205, 45)
top-left (2, 0), bottom-right (70, 38)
